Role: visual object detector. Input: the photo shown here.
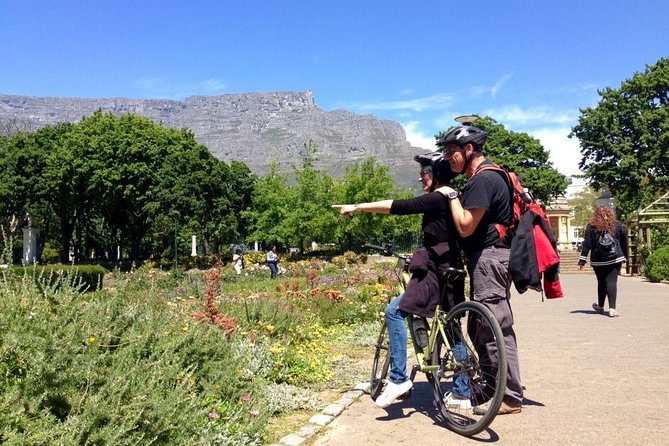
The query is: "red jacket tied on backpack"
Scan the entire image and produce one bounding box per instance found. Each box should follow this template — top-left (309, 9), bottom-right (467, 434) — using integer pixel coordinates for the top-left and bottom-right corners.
top-left (474, 164), bottom-right (563, 300)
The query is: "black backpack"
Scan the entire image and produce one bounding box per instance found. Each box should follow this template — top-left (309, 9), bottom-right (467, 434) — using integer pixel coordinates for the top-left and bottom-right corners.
top-left (595, 231), bottom-right (618, 257)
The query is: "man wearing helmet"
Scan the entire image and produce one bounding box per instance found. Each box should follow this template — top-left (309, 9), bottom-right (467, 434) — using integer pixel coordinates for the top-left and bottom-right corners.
top-left (435, 120), bottom-right (523, 415)
top-left (332, 153), bottom-right (466, 409)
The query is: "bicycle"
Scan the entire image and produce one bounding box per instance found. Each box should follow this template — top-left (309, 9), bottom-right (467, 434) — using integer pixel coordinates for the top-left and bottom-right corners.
top-left (365, 243), bottom-right (507, 436)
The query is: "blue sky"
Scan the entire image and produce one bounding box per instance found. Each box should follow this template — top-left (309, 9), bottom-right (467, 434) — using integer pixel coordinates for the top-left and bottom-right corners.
top-left (1, 0), bottom-right (667, 177)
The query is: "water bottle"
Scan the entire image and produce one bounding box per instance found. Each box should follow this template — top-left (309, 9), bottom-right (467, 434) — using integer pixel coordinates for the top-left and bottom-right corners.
top-left (412, 318), bottom-right (429, 348)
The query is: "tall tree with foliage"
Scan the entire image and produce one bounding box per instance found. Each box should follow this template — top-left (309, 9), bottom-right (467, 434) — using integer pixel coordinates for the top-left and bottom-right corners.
top-left (436, 116), bottom-right (568, 204)
top-left (2, 111), bottom-right (256, 263)
top-left (242, 164), bottom-right (293, 248)
top-left (332, 158), bottom-right (419, 250)
top-left (283, 143), bottom-right (339, 251)
top-left (567, 186), bottom-right (599, 237)
top-left (570, 57), bottom-right (669, 221)
top-left (0, 125), bottom-right (67, 261)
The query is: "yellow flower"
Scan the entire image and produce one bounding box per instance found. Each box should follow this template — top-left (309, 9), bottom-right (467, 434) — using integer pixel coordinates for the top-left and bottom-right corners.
top-left (265, 324), bottom-right (275, 333)
top-left (87, 336), bottom-right (96, 344)
top-left (269, 344), bottom-right (285, 354)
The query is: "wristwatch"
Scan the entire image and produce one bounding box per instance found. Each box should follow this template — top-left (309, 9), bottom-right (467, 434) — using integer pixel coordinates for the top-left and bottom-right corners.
top-left (447, 191), bottom-right (459, 201)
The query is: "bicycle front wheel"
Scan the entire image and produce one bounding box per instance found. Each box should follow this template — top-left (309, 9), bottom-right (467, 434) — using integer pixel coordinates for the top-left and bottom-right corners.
top-left (369, 320), bottom-right (390, 400)
top-left (430, 300), bottom-right (507, 436)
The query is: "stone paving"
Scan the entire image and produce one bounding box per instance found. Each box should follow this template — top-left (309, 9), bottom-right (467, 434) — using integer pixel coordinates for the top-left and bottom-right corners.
top-left (272, 274), bottom-right (669, 446)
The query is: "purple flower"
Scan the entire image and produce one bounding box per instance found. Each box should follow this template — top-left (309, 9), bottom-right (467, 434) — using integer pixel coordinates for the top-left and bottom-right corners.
top-left (208, 412), bottom-right (220, 419)
top-left (240, 395), bottom-right (251, 402)
top-left (249, 409), bottom-right (260, 416)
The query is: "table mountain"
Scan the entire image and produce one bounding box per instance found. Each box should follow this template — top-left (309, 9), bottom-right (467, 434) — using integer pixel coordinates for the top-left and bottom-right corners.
top-left (0, 91), bottom-right (426, 187)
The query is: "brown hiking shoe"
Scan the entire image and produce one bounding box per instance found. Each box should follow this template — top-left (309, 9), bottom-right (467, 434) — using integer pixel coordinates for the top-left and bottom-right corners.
top-left (473, 400), bottom-right (522, 415)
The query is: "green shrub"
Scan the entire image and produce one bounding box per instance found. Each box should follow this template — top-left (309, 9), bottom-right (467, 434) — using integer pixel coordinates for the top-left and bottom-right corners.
top-left (0, 274), bottom-right (269, 445)
top-left (8, 264), bottom-right (107, 292)
top-left (40, 244), bottom-right (60, 264)
top-left (644, 245), bottom-right (669, 282)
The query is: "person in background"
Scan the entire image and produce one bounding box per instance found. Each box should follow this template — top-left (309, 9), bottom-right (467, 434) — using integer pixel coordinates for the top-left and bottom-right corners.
top-left (435, 121), bottom-right (523, 415)
top-left (232, 249), bottom-right (244, 275)
top-left (578, 205), bottom-right (628, 317)
top-left (333, 152), bottom-right (465, 409)
top-left (266, 245), bottom-right (279, 278)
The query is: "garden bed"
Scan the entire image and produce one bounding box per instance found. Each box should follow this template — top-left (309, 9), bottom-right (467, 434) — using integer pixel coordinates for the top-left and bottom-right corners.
top-left (0, 254), bottom-right (390, 445)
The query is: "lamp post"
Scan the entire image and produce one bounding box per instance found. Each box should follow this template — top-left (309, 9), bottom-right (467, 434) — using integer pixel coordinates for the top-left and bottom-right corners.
top-left (596, 190), bottom-right (616, 214)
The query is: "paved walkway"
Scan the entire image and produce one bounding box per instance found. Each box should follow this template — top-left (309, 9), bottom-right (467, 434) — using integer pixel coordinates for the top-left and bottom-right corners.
top-left (303, 274), bottom-right (669, 446)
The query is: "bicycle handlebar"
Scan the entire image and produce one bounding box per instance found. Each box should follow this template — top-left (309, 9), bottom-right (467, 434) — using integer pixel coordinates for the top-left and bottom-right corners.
top-left (364, 243), bottom-right (466, 278)
top-left (363, 243), bottom-right (407, 259)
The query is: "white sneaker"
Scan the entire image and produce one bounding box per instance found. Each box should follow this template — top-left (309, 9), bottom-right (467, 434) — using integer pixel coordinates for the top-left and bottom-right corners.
top-left (444, 392), bottom-right (472, 410)
top-left (375, 380), bottom-right (412, 408)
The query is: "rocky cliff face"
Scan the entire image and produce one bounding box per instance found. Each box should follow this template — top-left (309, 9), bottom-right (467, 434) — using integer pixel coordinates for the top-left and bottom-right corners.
top-left (0, 91), bottom-right (423, 187)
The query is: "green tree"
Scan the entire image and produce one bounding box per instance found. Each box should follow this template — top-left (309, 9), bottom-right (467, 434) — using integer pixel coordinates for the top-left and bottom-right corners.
top-left (570, 57), bottom-right (669, 221)
top-left (436, 116), bottom-right (568, 204)
top-left (567, 186), bottom-right (599, 236)
top-left (332, 158), bottom-right (419, 250)
top-left (10, 123), bottom-right (79, 263)
top-left (0, 126), bottom-right (64, 262)
top-left (149, 133), bottom-right (256, 257)
top-left (3, 110), bottom-right (255, 263)
top-left (243, 164), bottom-right (293, 248)
top-left (283, 143), bottom-right (339, 252)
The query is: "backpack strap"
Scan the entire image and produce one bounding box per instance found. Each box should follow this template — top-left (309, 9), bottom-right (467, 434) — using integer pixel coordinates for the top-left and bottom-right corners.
top-left (471, 162), bottom-right (515, 241)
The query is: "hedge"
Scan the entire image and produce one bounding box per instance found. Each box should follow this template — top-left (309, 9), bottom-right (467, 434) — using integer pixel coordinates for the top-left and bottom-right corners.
top-left (4, 264), bottom-right (106, 292)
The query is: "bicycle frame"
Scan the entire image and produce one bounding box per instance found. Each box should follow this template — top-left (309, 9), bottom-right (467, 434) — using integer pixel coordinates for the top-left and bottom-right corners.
top-left (403, 286), bottom-right (464, 383)
top-left (367, 243), bottom-right (464, 381)
top-left (366, 242), bottom-right (508, 436)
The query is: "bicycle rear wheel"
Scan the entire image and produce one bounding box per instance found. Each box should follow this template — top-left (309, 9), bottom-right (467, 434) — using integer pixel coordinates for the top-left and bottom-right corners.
top-left (429, 300), bottom-right (507, 436)
top-left (369, 320), bottom-right (390, 400)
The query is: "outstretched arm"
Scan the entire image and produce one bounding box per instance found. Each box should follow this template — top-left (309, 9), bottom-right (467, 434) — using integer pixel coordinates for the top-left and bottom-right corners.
top-left (332, 200), bottom-right (394, 217)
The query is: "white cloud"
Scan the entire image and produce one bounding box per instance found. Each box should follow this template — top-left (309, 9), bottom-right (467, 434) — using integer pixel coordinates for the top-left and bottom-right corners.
top-left (469, 74), bottom-right (513, 99)
top-left (402, 121), bottom-right (438, 151)
top-left (529, 127), bottom-right (582, 176)
top-left (355, 93), bottom-right (455, 113)
top-left (485, 104), bottom-right (577, 126)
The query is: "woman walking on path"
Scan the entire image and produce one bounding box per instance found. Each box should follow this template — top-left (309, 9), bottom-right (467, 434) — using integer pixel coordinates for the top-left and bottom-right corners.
top-left (578, 205), bottom-right (628, 317)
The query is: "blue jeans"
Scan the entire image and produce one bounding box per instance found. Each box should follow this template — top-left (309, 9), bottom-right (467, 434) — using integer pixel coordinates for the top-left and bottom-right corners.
top-left (385, 294), bottom-right (409, 384)
top-left (385, 293), bottom-right (470, 397)
top-left (268, 261), bottom-right (278, 278)
top-left (451, 332), bottom-right (471, 398)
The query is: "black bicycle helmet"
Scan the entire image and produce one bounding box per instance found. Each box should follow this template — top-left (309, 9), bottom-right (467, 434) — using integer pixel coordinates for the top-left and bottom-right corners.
top-left (436, 125), bottom-right (488, 150)
top-left (414, 151), bottom-right (456, 187)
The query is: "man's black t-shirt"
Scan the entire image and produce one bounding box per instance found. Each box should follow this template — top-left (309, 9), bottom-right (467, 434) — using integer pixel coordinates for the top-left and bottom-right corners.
top-left (460, 165), bottom-right (512, 255)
